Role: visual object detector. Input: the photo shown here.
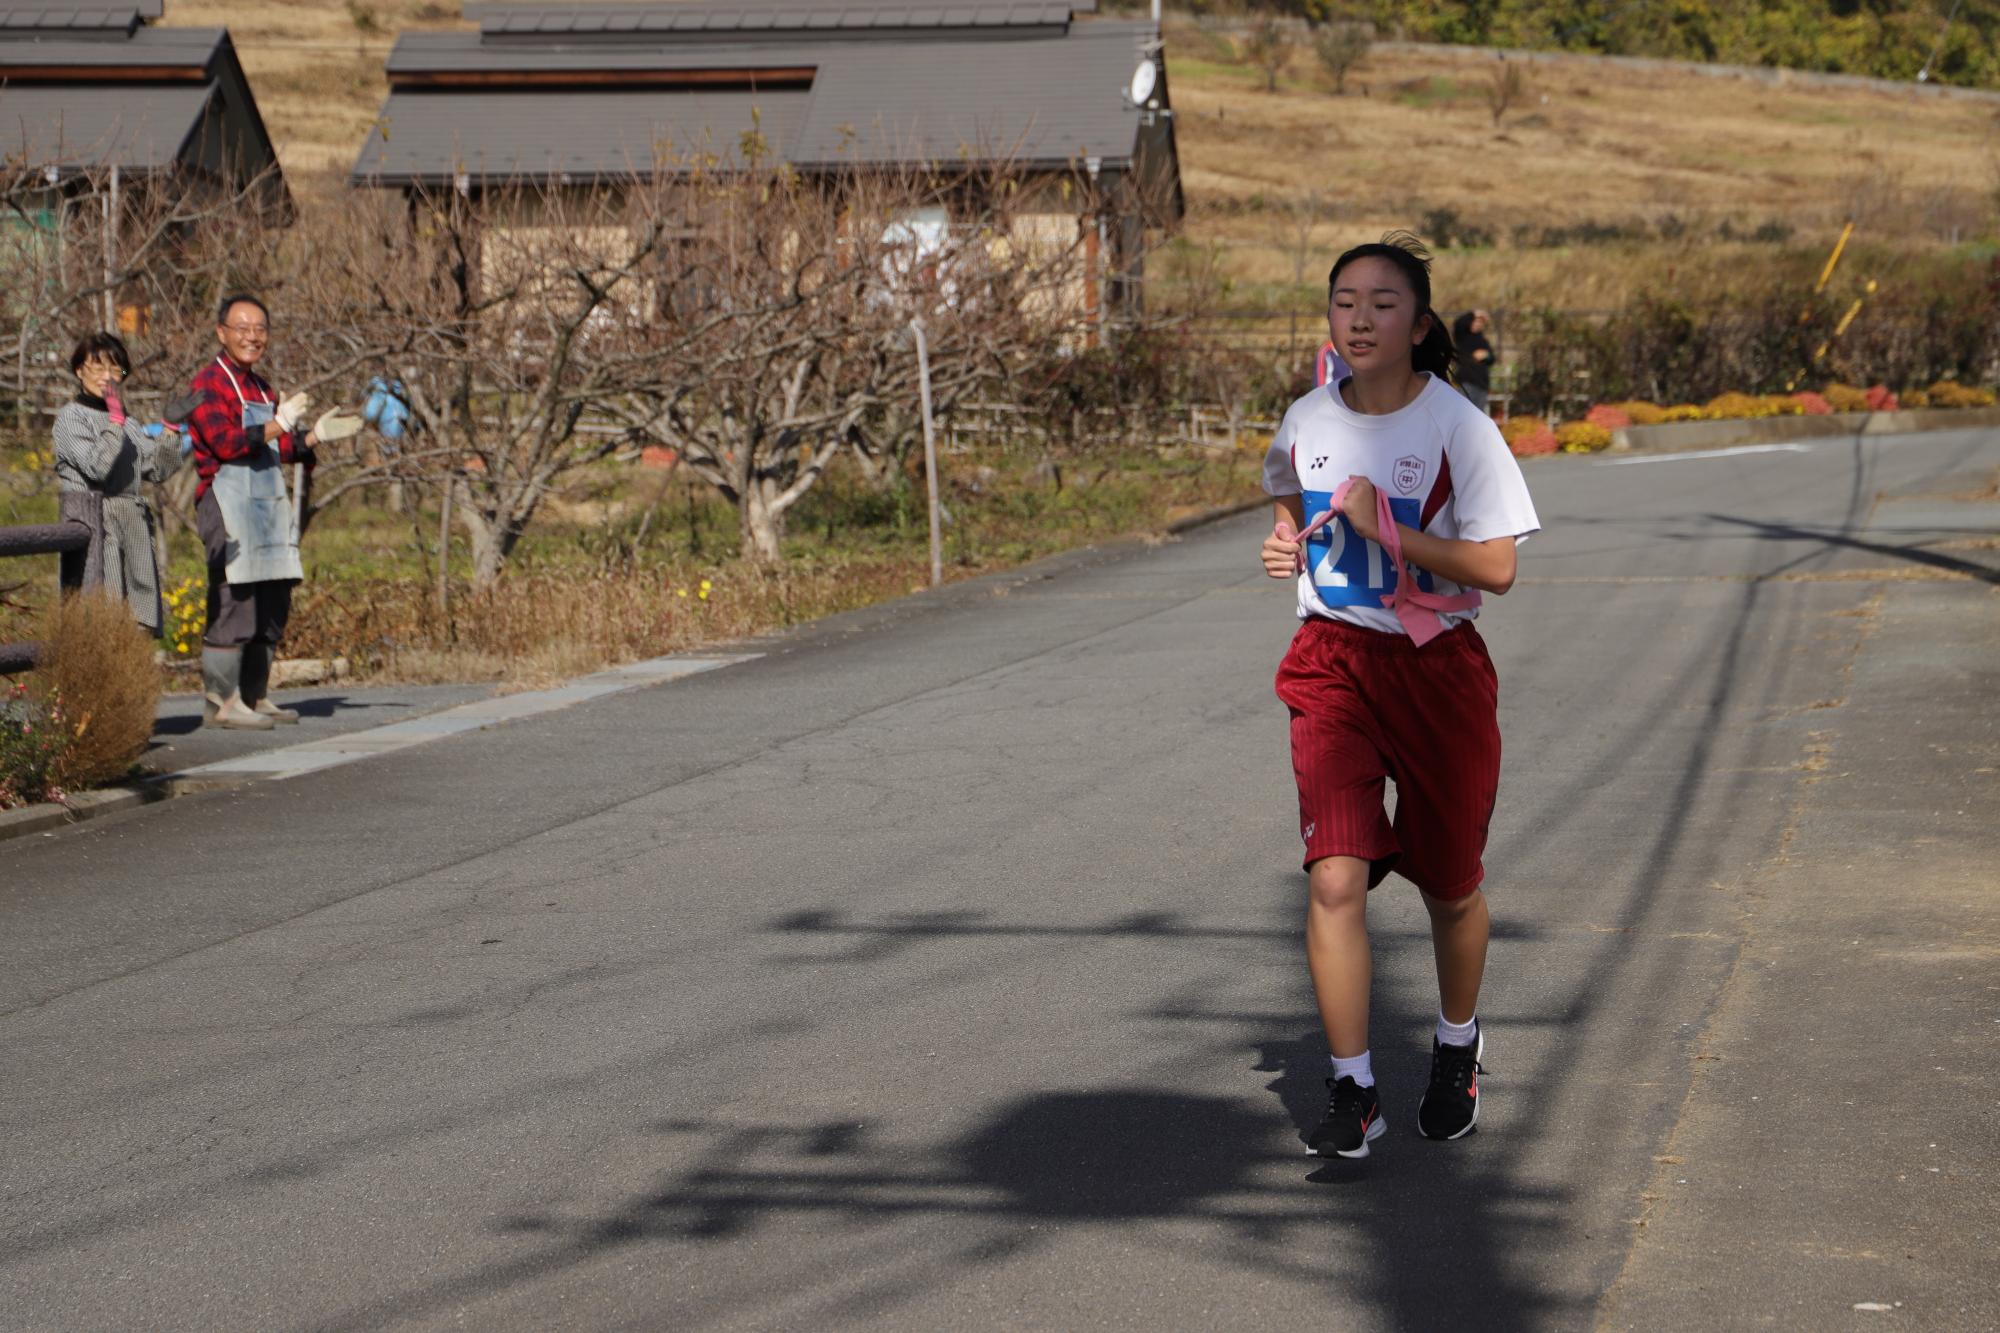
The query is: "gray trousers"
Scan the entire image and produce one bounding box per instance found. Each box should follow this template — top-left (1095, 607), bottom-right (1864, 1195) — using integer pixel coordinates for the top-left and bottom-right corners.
top-left (196, 489), bottom-right (293, 649)
top-left (1461, 384), bottom-right (1490, 415)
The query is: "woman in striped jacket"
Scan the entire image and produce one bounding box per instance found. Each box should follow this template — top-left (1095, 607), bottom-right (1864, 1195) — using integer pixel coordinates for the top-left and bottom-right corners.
top-left (51, 332), bottom-right (185, 634)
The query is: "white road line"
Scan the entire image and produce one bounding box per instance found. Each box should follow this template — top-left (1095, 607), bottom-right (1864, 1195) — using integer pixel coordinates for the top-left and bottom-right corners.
top-left (1598, 443), bottom-right (1818, 466)
top-left (173, 653), bottom-right (761, 782)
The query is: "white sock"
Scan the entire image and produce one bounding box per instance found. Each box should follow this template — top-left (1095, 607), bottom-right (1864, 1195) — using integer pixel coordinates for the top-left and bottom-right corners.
top-left (1437, 1013), bottom-right (1479, 1048)
top-left (1330, 1050), bottom-right (1374, 1088)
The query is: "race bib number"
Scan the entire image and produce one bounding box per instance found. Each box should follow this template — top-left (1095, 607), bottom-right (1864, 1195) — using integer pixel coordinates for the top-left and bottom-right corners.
top-left (1302, 489), bottom-right (1431, 607)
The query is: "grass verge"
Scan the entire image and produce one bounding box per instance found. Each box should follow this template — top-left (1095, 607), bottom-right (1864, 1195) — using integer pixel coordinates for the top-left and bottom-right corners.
top-left (4, 440), bottom-right (1266, 692)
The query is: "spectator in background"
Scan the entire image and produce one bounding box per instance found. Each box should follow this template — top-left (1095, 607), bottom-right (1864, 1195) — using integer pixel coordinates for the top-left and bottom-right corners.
top-left (1453, 310), bottom-right (1494, 415)
top-left (51, 332), bottom-right (185, 636)
top-left (186, 294), bottom-right (319, 731)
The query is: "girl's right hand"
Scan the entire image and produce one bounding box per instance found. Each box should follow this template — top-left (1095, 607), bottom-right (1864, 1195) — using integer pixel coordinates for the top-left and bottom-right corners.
top-left (1262, 521), bottom-right (1302, 579)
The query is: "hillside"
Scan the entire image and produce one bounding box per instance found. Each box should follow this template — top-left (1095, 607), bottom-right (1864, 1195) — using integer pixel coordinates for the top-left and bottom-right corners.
top-left (1163, 17), bottom-right (1998, 315)
top-left (162, 3), bottom-right (1998, 318)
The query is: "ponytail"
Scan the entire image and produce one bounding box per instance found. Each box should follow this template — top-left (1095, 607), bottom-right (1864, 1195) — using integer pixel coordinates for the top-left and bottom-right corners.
top-left (1416, 306), bottom-right (1457, 385)
top-left (1328, 231), bottom-right (1458, 386)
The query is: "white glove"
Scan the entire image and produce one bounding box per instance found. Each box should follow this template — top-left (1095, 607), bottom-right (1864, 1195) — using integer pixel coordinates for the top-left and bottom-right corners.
top-left (274, 391), bottom-right (311, 433)
top-left (312, 408), bottom-right (365, 442)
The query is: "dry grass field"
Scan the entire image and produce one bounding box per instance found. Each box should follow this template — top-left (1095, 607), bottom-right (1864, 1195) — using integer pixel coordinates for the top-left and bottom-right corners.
top-left (171, 3), bottom-right (1999, 315)
top-left (1164, 18), bottom-right (2000, 314)
top-left (160, 1), bottom-right (463, 177)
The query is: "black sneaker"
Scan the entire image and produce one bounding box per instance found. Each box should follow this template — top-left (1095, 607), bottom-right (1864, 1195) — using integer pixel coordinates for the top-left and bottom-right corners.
top-left (1418, 1027), bottom-right (1484, 1140)
top-left (1308, 1075), bottom-right (1386, 1158)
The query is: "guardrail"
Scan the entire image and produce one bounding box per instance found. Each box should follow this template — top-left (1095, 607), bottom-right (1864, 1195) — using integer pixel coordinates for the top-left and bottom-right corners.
top-left (0, 506), bottom-right (101, 675)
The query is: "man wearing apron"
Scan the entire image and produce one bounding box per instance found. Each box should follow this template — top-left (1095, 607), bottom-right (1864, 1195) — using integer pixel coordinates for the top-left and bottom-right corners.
top-left (185, 294), bottom-right (319, 729)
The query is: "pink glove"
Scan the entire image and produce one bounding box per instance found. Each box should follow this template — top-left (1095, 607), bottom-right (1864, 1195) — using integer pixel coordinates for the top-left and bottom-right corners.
top-left (103, 380), bottom-right (125, 425)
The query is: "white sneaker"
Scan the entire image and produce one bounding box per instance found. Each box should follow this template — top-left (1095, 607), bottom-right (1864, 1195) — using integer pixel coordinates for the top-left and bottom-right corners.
top-left (252, 697), bottom-right (300, 724)
top-left (208, 693), bottom-right (275, 730)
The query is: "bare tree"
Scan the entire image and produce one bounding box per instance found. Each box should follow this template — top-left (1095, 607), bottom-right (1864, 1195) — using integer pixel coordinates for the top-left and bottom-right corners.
top-left (287, 180), bottom-right (691, 587)
top-left (0, 161), bottom-right (288, 418)
top-left (1312, 18), bottom-right (1372, 96)
top-left (0, 154), bottom-right (1108, 581)
top-left (0, 159), bottom-right (308, 560)
top-left (846, 172), bottom-right (1114, 484)
top-left (1243, 13), bottom-right (1293, 94)
top-left (1487, 59), bottom-right (1530, 127)
top-left (602, 163), bottom-right (1096, 562)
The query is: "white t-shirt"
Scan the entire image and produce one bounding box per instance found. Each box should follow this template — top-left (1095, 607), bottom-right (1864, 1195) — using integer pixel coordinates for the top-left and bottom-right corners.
top-left (1261, 374), bottom-right (1541, 632)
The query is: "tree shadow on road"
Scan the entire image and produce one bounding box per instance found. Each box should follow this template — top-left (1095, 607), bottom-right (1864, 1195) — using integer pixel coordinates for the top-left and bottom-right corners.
top-left (1704, 513), bottom-right (2000, 585)
top-left (302, 1074), bottom-right (1571, 1332)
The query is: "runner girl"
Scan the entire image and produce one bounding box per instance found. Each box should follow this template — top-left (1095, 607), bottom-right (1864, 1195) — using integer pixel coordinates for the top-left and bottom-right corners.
top-left (1260, 233), bottom-right (1539, 1158)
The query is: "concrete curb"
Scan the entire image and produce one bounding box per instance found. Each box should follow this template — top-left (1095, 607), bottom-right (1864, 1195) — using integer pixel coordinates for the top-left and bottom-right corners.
top-left (0, 653), bottom-right (757, 848)
top-left (1610, 406), bottom-right (2000, 455)
top-left (0, 781), bottom-right (181, 845)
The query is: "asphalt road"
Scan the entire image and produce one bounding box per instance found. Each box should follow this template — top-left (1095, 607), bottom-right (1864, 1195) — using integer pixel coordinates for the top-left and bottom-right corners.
top-left (3, 430), bottom-right (1995, 1331)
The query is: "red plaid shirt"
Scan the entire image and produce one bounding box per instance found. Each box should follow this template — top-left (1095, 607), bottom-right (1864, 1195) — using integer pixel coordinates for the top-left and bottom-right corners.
top-left (185, 354), bottom-right (312, 500)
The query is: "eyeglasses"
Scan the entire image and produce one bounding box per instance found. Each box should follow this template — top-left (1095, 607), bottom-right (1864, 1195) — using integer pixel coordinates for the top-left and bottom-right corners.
top-left (222, 323), bottom-right (269, 335)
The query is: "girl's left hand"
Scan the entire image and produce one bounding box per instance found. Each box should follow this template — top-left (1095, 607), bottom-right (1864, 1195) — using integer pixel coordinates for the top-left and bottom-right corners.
top-left (1340, 475), bottom-right (1380, 542)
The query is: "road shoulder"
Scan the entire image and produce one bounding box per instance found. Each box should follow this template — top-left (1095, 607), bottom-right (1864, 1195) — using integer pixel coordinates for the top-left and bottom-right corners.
top-left (1601, 574), bottom-right (2000, 1328)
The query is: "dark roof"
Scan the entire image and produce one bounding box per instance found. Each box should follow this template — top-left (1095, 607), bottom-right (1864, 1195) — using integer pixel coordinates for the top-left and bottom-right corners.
top-left (356, 16), bottom-right (1171, 187)
top-left (793, 24), bottom-right (1149, 164)
top-left (466, 1), bottom-right (1092, 40)
top-left (0, 0), bottom-right (162, 29)
top-left (385, 30), bottom-right (826, 76)
top-left (0, 80), bottom-right (210, 166)
top-left (0, 25), bottom-right (222, 71)
top-left (358, 88), bottom-right (810, 183)
top-left (0, 23), bottom-right (285, 206)
top-left (0, 8), bottom-right (137, 33)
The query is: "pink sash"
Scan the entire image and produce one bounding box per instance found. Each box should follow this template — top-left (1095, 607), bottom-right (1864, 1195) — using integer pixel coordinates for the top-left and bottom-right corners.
top-left (1288, 479), bottom-right (1481, 647)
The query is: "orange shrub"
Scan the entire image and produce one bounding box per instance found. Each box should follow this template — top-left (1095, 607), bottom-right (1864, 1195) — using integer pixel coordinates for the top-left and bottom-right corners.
top-left (1822, 383), bottom-right (1870, 413)
top-left (1791, 391), bottom-right (1833, 415)
top-left (1584, 403), bottom-right (1633, 430)
top-left (1501, 415), bottom-right (1558, 457)
top-left (1663, 404), bottom-right (1705, 422)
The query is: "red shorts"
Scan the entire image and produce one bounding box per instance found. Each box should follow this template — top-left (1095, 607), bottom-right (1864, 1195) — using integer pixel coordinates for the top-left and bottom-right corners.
top-left (1275, 618), bottom-right (1502, 899)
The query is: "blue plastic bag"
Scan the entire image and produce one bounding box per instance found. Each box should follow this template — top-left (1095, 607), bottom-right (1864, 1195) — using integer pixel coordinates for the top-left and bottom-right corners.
top-left (363, 376), bottom-right (412, 440)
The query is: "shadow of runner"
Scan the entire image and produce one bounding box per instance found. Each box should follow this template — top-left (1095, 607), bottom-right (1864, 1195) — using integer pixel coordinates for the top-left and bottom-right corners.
top-left (1252, 992), bottom-right (1561, 1330)
top-left (303, 1082), bottom-right (1571, 1331)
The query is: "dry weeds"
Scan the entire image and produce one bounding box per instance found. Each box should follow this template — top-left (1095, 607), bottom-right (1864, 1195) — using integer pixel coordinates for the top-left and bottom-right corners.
top-left (32, 589), bottom-right (161, 788)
